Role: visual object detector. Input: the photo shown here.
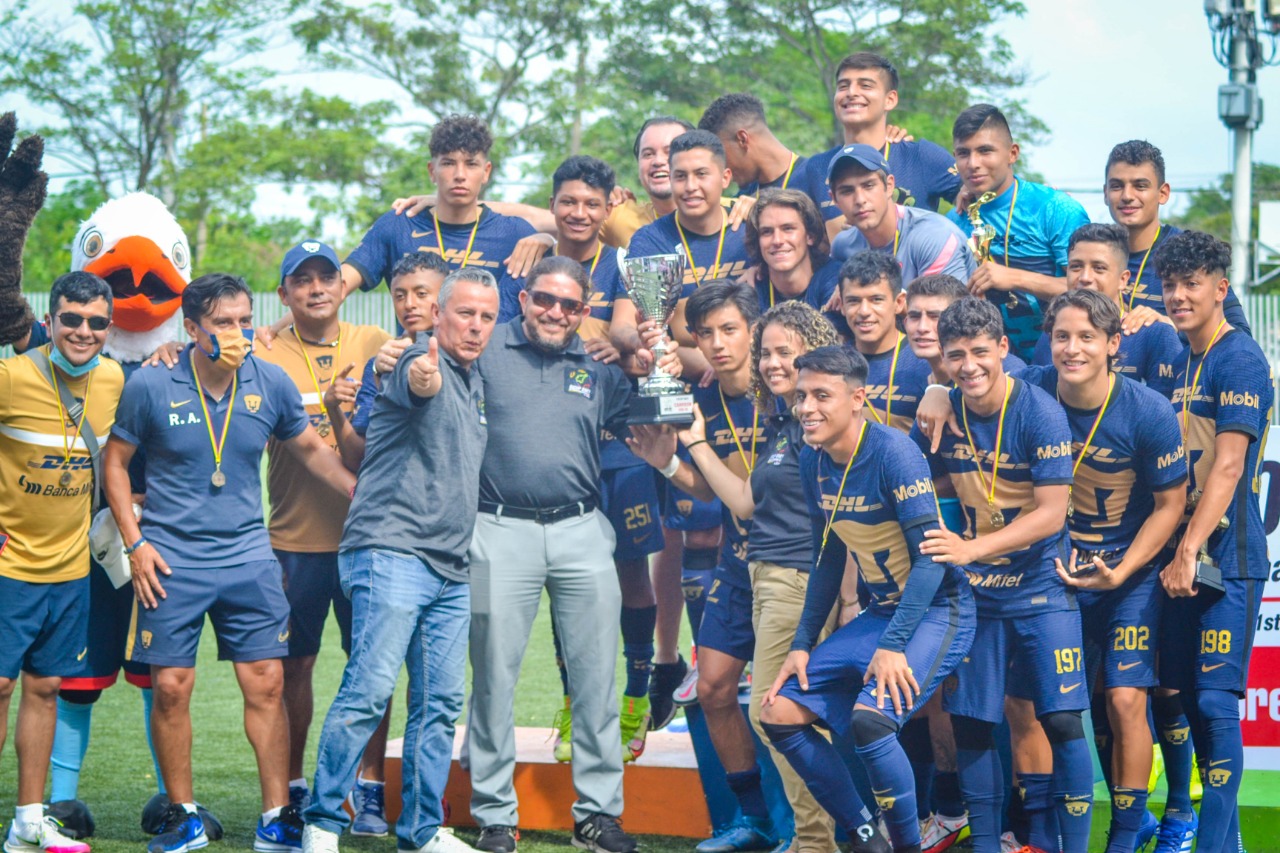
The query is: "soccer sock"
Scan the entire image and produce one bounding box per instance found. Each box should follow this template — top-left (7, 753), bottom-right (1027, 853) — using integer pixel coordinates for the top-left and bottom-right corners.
top-left (289, 777), bottom-right (308, 790)
top-left (1018, 772), bottom-right (1054, 852)
top-left (762, 722), bottom-right (875, 837)
top-left (1049, 732), bottom-right (1094, 853)
top-left (933, 771), bottom-right (964, 819)
top-left (681, 547), bottom-right (717, 645)
top-left (1105, 786), bottom-right (1149, 853)
top-left (725, 767), bottom-right (770, 822)
top-left (1196, 688), bottom-right (1245, 853)
top-left (952, 716), bottom-right (1003, 853)
top-left (142, 687), bottom-right (166, 795)
top-left (898, 716), bottom-right (933, 821)
top-left (1091, 698), bottom-right (1114, 788)
top-left (14, 803), bottom-right (43, 833)
top-left (262, 805), bottom-right (283, 823)
top-left (550, 615), bottom-right (571, 696)
top-left (51, 697), bottom-right (93, 802)
top-left (1153, 693), bottom-right (1195, 819)
top-left (855, 728), bottom-right (921, 848)
top-left (620, 605), bottom-right (657, 698)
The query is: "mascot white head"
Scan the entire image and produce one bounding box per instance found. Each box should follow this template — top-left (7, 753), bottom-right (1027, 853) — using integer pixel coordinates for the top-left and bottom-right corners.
top-left (71, 192), bottom-right (191, 363)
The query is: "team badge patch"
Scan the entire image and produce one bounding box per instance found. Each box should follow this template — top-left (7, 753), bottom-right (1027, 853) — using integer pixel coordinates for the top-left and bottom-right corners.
top-left (767, 434), bottom-right (788, 466)
top-left (478, 398), bottom-right (488, 425)
top-left (244, 394), bottom-right (262, 413)
top-left (141, 630), bottom-right (152, 649)
top-left (565, 367), bottom-right (595, 399)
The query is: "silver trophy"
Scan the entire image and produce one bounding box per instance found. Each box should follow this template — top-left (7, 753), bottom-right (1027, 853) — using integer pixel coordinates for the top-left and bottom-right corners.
top-left (621, 253), bottom-right (695, 425)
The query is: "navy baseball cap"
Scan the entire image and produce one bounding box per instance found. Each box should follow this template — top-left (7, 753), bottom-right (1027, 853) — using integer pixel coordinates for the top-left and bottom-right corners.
top-left (280, 240), bottom-right (341, 284)
top-left (826, 143), bottom-right (891, 185)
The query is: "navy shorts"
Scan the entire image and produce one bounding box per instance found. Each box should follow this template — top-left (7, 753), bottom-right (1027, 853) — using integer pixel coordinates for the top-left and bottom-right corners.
top-left (0, 574), bottom-right (89, 680)
top-left (781, 593), bottom-right (975, 735)
top-left (600, 466), bottom-right (664, 561)
top-left (698, 569), bottom-right (755, 661)
top-left (1080, 566), bottom-right (1162, 690)
top-left (63, 560), bottom-right (153, 690)
top-left (278, 550), bottom-right (352, 659)
top-left (662, 479), bottom-right (722, 532)
top-left (128, 560), bottom-right (291, 668)
top-left (1159, 578), bottom-right (1264, 694)
top-left (944, 608), bottom-right (1088, 723)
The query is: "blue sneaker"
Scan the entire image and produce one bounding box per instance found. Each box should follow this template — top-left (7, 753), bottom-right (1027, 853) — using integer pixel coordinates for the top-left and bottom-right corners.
top-left (347, 781), bottom-right (388, 837)
top-left (1135, 809), bottom-right (1160, 850)
top-left (695, 817), bottom-right (776, 853)
top-left (146, 805), bottom-right (208, 853)
top-left (1152, 812), bottom-right (1198, 853)
top-left (254, 805), bottom-right (303, 853)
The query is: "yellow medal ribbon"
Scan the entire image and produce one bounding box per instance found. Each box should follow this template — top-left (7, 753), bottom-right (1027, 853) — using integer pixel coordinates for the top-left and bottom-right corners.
top-left (719, 386), bottom-right (760, 474)
top-left (1125, 225), bottom-right (1161, 314)
top-left (1060, 373), bottom-right (1116, 516)
top-left (865, 333), bottom-right (905, 426)
top-left (554, 241), bottom-right (603, 280)
top-left (433, 208), bottom-right (482, 268)
top-left (191, 349), bottom-right (238, 488)
top-left (756, 153), bottom-right (799, 199)
top-left (819, 420), bottom-right (869, 553)
top-left (50, 365), bottom-right (92, 486)
top-left (1001, 178), bottom-right (1019, 268)
top-left (1181, 318), bottom-right (1228, 436)
top-left (291, 326), bottom-right (343, 437)
top-left (676, 213), bottom-right (727, 284)
top-left (961, 374), bottom-right (1014, 525)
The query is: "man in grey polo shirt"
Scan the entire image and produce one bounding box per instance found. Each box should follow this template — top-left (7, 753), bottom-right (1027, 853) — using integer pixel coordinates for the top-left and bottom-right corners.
top-left (468, 256), bottom-right (637, 853)
top-left (301, 269), bottom-right (500, 853)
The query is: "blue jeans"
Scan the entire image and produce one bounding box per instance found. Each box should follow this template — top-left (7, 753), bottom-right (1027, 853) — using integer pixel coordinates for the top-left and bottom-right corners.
top-left (304, 548), bottom-right (470, 848)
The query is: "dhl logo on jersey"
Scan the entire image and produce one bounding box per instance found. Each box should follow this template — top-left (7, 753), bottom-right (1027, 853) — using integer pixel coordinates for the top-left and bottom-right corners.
top-left (820, 493), bottom-right (883, 513)
top-left (946, 445), bottom-right (1027, 469)
top-left (681, 260), bottom-right (750, 285)
top-left (1171, 383), bottom-right (1210, 406)
top-left (1073, 445), bottom-right (1131, 465)
top-left (864, 385), bottom-right (918, 404)
top-left (711, 426), bottom-right (765, 447)
top-left (413, 246), bottom-right (503, 270)
top-left (27, 455), bottom-right (93, 472)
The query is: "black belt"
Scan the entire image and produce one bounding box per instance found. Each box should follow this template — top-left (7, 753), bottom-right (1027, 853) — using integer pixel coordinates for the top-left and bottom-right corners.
top-left (478, 499), bottom-right (597, 525)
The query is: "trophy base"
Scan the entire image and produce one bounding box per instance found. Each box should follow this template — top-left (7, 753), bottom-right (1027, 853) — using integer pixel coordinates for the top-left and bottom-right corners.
top-left (628, 392), bottom-right (696, 426)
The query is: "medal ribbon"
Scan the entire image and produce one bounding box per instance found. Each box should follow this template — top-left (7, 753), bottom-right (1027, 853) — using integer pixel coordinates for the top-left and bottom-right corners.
top-left (866, 334), bottom-right (904, 426)
top-left (961, 374), bottom-right (1013, 511)
top-left (676, 213), bottom-right (727, 284)
top-left (1125, 225), bottom-right (1161, 314)
top-left (292, 325), bottom-right (343, 423)
top-left (1061, 373), bottom-right (1115, 511)
top-left (191, 349), bottom-right (237, 481)
top-left (50, 366), bottom-right (92, 473)
top-left (1181, 318), bottom-right (1228, 435)
top-left (433, 209), bottom-right (482, 268)
top-left (719, 386), bottom-right (760, 474)
top-left (1001, 179), bottom-right (1019, 268)
top-left (819, 420), bottom-right (869, 553)
top-left (756, 153), bottom-right (799, 199)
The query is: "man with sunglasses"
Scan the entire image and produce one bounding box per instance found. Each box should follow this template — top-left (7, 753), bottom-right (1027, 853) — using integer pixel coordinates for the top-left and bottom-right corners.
top-left (466, 256), bottom-right (643, 853)
top-left (0, 271), bottom-right (121, 853)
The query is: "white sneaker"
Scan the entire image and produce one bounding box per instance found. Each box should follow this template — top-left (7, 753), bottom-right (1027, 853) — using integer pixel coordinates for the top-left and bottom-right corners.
top-left (4, 818), bottom-right (90, 853)
top-left (301, 825), bottom-right (339, 853)
top-left (673, 663), bottom-right (699, 706)
top-left (920, 813), bottom-right (969, 853)
top-left (999, 831), bottom-right (1020, 853)
top-left (413, 829), bottom-right (479, 853)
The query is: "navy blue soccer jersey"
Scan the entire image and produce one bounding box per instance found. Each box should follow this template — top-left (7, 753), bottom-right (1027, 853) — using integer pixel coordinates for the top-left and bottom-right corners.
top-left (737, 154), bottom-right (810, 199)
top-left (1171, 328), bottom-right (1273, 579)
top-left (627, 211), bottom-right (752, 294)
top-left (689, 382), bottom-right (766, 586)
top-left (803, 139), bottom-right (961, 220)
top-left (1124, 225), bottom-right (1250, 335)
top-left (753, 258), bottom-right (846, 334)
top-left (863, 335), bottom-right (933, 434)
top-left (1031, 319), bottom-right (1182, 399)
top-left (1019, 367), bottom-right (1187, 558)
top-left (911, 377), bottom-right (1074, 616)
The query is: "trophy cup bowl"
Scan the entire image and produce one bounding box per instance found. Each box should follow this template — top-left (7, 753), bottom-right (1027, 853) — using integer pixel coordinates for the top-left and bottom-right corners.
top-left (966, 191), bottom-right (999, 263)
top-left (621, 253), bottom-right (695, 425)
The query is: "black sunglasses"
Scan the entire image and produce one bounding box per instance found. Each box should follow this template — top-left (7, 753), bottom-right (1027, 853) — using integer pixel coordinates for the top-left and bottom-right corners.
top-left (58, 312), bottom-right (110, 332)
top-left (528, 290), bottom-right (587, 315)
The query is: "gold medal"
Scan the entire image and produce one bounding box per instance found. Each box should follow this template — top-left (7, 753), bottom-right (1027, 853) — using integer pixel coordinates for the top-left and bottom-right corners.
top-left (211, 468), bottom-right (226, 488)
top-left (59, 470), bottom-right (72, 487)
top-left (317, 419), bottom-right (331, 438)
top-left (1066, 491), bottom-right (1074, 518)
top-left (962, 377), bottom-right (1014, 537)
top-left (989, 504), bottom-right (1005, 529)
top-left (191, 350), bottom-right (237, 493)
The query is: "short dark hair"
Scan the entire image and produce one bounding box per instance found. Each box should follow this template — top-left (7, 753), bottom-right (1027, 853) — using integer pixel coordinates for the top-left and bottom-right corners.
top-left (839, 251), bottom-right (903, 295)
top-left (1154, 230), bottom-right (1231, 282)
top-left (834, 52), bottom-right (899, 92)
top-left (669, 129), bottom-right (727, 169)
top-left (50, 271), bottom-right (112, 315)
top-left (1106, 140), bottom-right (1166, 185)
top-left (745, 188), bottom-right (830, 266)
top-left (633, 116), bottom-right (695, 159)
top-left (953, 104), bottom-right (1012, 144)
top-left (1068, 223), bottom-right (1130, 266)
top-left (698, 93), bottom-right (767, 136)
top-left (525, 255), bottom-right (591, 300)
top-left (182, 273), bottom-right (252, 323)
top-left (551, 155), bottom-right (616, 199)
top-left (391, 251), bottom-right (450, 285)
top-left (937, 296), bottom-right (1004, 347)
top-left (429, 114), bottom-right (493, 158)
top-left (906, 274), bottom-right (968, 305)
top-left (794, 344), bottom-right (869, 387)
top-left (828, 158), bottom-right (888, 189)
top-left (1043, 288), bottom-right (1122, 340)
top-left (685, 280), bottom-right (760, 332)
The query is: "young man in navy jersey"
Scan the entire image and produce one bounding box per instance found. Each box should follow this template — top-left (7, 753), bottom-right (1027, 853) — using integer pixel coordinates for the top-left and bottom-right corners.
top-left (1104, 141), bottom-right (1249, 334)
top-left (743, 189), bottom-right (843, 326)
top-left (1157, 231), bottom-right (1272, 853)
top-left (947, 105), bottom-right (1088, 364)
top-left (698, 94), bottom-right (809, 202)
top-left (911, 297), bottom-right (1093, 853)
top-left (1019, 290), bottom-right (1188, 853)
top-left (800, 52), bottom-right (961, 239)
top-left (758, 344), bottom-right (974, 853)
top-left (1030, 224), bottom-right (1181, 398)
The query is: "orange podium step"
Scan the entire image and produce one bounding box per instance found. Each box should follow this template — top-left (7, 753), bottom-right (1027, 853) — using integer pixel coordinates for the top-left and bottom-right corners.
top-left (381, 725), bottom-right (711, 838)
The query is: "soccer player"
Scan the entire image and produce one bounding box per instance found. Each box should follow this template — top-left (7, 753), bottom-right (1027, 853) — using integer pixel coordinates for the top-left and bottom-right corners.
top-left (0, 272), bottom-right (122, 853)
top-left (799, 51), bottom-right (961, 234)
top-left (1104, 140), bottom-right (1250, 334)
top-left (302, 269), bottom-right (502, 853)
top-left (756, 343), bottom-right (974, 853)
top-left (827, 145), bottom-right (974, 283)
top-left (743, 189), bottom-right (843, 326)
top-left (697, 94), bottom-right (809, 201)
top-left (254, 241), bottom-right (391, 831)
top-left (105, 273), bottom-right (356, 853)
top-left (1157, 231), bottom-right (1272, 853)
top-left (839, 252), bottom-right (933, 433)
top-left (912, 297), bottom-right (1093, 853)
top-left (1030, 224), bottom-right (1181, 398)
top-left (947, 105), bottom-right (1089, 363)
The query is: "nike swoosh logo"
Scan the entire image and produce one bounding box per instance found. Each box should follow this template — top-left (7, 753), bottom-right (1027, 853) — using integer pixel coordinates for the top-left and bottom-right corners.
top-left (1209, 759), bottom-right (1232, 767)
top-left (76, 648), bottom-right (88, 661)
top-left (1202, 663), bottom-right (1227, 672)
top-left (1117, 661), bottom-right (1141, 671)
top-left (278, 631), bottom-right (290, 643)
top-left (632, 535), bottom-right (648, 545)
top-left (411, 230), bottom-right (435, 239)
top-left (170, 399), bottom-right (191, 408)
top-left (1059, 683), bottom-right (1082, 694)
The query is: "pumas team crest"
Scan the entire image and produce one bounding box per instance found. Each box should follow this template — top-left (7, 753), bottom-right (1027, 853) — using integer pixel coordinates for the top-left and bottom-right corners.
top-left (244, 394), bottom-right (262, 413)
top-left (565, 367), bottom-right (595, 399)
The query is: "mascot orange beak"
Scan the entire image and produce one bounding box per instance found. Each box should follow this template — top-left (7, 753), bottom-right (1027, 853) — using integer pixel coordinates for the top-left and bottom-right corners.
top-left (83, 236), bottom-right (187, 333)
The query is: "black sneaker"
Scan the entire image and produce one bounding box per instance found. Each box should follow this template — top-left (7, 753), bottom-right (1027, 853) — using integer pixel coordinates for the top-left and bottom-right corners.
top-left (648, 656), bottom-right (688, 730)
top-left (847, 821), bottom-right (891, 853)
top-left (572, 814), bottom-right (637, 853)
top-left (476, 825), bottom-right (518, 853)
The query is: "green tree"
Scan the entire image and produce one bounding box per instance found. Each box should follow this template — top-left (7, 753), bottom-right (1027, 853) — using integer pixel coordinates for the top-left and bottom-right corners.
top-left (1174, 163), bottom-right (1280, 293)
